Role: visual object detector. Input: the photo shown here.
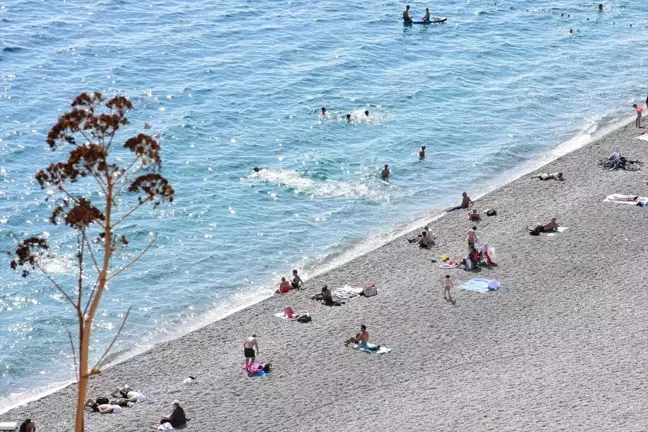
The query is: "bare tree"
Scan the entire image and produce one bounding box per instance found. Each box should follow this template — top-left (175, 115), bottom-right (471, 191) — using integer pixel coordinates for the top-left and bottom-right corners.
top-left (10, 92), bottom-right (174, 432)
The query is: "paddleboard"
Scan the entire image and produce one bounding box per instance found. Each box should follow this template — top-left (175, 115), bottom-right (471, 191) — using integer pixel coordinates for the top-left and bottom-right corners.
top-left (412, 18), bottom-right (447, 24)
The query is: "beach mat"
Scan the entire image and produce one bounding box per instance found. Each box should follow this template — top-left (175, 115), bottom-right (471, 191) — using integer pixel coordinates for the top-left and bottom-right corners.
top-left (603, 194), bottom-right (648, 206)
top-left (457, 278), bottom-right (500, 293)
top-left (274, 312), bottom-right (296, 320)
top-left (634, 134), bottom-right (648, 142)
top-left (353, 343), bottom-right (391, 354)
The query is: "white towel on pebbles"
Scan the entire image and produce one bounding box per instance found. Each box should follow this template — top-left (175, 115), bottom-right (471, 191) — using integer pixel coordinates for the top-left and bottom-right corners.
top-left (332, 285), bottom-right (364, 300)
top-left (353, 343), bottom-right (391, 354)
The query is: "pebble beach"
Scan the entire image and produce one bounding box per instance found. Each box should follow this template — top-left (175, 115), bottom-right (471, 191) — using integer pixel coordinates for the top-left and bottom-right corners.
top-left (2, 120), bottom-right (647, 431)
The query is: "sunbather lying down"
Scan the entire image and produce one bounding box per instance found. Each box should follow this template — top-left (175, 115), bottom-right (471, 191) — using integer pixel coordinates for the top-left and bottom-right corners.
top-left (607, 194), bottom-right (641, 202)
top-left (532, 172), bottom-right (565, 181)
top-left (528, 217), bottom-right (558, 236)
top-left (84, 398), bottom-right (122, 414)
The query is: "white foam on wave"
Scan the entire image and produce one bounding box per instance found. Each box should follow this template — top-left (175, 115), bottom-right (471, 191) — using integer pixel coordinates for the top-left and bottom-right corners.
top-left (250, 169), bottom-right (389, 201)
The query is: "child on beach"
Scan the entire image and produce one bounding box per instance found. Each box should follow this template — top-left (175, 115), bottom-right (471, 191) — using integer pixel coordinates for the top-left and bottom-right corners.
top-left (633, 104), bottom-right (643, 128)
top-left (443, 275), bottom-right (454, 303)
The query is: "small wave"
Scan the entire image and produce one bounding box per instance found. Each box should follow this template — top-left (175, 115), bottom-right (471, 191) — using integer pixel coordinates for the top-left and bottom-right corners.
top-left (2, 46), bottom-right (24, 53)
top-left (249, 169), bottom-right (388, 201)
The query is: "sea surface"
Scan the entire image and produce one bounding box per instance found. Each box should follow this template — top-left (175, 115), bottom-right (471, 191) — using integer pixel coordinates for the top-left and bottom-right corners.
top-left (1, 0), bottom-right (647, 409)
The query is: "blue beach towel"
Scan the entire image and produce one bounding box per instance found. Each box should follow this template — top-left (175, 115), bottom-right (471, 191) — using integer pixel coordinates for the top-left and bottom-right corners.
top-left (458, 278), bottom-right (494, 293)
top-left (353, 343), bottom-right (392, 354)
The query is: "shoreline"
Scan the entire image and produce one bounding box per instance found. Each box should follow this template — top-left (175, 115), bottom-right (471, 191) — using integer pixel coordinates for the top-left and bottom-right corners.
top-left (0, 113), bottom-right (646, 430)
top-left (0, 110), bottom-right (635, 416)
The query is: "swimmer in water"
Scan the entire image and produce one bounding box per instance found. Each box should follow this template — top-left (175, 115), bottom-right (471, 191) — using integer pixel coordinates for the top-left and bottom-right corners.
top-left (253, 167), bottom-right (264, 173)
top-left (346, 113), bottom-right (352, 123)
top-left (364, 110), bottom-right (369, 117)
top-left (320, 107), bottom-right (328, 117)
top-left (403, 5), bottom-right (413, 24)
top-left (569, 28), bottom-right (574, 34)
top-left (419, 145), bottom-right (426, 159)
top-left (422, 8), bottom-right (430, 23)
top-left (598, 3), bottom-right (603, 11)
top-left (381, 164), bottom-right (390, 180)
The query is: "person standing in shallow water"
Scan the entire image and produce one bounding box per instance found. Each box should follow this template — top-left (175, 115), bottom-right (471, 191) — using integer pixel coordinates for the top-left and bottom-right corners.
top-left (419, 145), bottom-right (426, 159)
top-left (381, 164), bottom-right (390, 180)
top-left (403, 5), bottom-right (413, 24)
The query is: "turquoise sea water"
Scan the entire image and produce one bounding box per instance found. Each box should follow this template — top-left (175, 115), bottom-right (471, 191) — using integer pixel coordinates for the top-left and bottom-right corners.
top-left (1, 0), bottom-right (647, 408)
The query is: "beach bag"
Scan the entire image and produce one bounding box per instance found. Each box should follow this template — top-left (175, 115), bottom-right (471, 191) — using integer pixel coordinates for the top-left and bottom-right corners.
top-left (362, 284), bottom-right (378, 297)
top-left (297, 314), bottom-right (311, 323)
top-left (96, 397), bottom-right (110, 405)
top-left (486, 209), bottom-right (497, 216)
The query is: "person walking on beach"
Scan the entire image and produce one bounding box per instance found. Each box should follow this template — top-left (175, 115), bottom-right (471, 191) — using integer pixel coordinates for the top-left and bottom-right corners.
top-left (381, 164), bottom-right (391, 180)
top-left (443, 275), bottom-right (454, 303)
top-left (243, 334), bottom-right (259, 371)
top-left (633, 104), bottom-right (643, 128)
top-left (419, 145), bottom-right (426, 159)
top-left (403, 5), bottom-right (413, 24)
top-left (466, 226), bottom-right (478, 249)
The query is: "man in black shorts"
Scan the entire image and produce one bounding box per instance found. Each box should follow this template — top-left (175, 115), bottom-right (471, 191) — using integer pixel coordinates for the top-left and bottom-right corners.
top-left (243, 334), bottom-right (259, 371)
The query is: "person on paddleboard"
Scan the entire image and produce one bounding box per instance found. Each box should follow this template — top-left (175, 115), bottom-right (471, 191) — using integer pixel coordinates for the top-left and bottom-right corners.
top-left (422, 8), bottom-right (430, 22)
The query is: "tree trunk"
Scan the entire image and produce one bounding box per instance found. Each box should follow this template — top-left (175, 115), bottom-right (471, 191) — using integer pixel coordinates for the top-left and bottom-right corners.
top-left (74, 328), bottom-right (88, 432)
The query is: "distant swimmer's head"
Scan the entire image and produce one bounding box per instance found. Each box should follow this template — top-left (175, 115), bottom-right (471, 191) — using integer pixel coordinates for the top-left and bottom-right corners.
top-left (569, 28), bottom-right (573, 34)
top-left (364, 110), bottom-right (369, 116)
top-left (384, 164), bottom-right (389, 169)
top-left (406, 5), bottom-right (410, 10)
top-left (633, 104), bottom-right (638, 108)
top-left (253, 167), bottom-right (260, 172)
top-left (321, 107), bottom-right (327, 114)
top-left (598, 3), bottom-right (603, 11)
top-left (346, 114), bottom-right (351, 121)
top-left (421, 145), bottom-right (426, 150)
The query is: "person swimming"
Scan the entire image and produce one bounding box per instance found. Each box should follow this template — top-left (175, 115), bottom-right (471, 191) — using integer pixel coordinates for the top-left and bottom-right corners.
top-left (419, 145), bottom-right (426, 159)
top-left (403, 5), bottom-right (413, 24)
top-left (381, 164), bottom-right (390, 180)
top-left (364, 110), bottom-right (369, 117)
top-left (320, 107), bottom-right (328, 117)
top-left (346, 113), bottom-right (352, 123)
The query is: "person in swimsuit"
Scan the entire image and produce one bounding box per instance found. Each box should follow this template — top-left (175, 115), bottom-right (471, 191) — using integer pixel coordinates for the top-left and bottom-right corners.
top-left (466, 226), bottom-right (477, 249)
top-left (418, 231), bottom-right (435, 248)
top-left (443, 275), bottom-right (454, 303)
top-left (529, 217), bottom-right (558, 235)
top-left (381, 164), bottom-right (391, 180)
top-left (290, 269), bottom-right (303, 290)
top-left (19, 419), bottom-right (35, 432)
top-left (422, 8), bottom-right (430, 22)
top-left (276, 277), bottom-right (292, 294)
top-left (84, 399), bottom-right (122, 414)
top-left (243, 334), bottom-right (259, 371)
top-left (633, 104), bottom-right (643, 128)
top-left (345, 324), bottom-right (373, 348)
top-left (446, 192), bottom-right (475, 211)
top-left (532, 172), bottom-right (565, 181)
top-left (419, 145), bottom-right (426, 159)
top-left (320, 285), bottom-right (343, 306)
top-left (346, 113), bottom-right (352, 123)
top-left (364, 110), bottom-right (370, 117)
top-left (403, 5), bottom-right (413, 24)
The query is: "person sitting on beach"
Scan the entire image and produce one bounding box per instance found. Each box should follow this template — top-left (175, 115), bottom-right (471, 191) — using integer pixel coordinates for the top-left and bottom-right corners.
top-left (243, 334), bottom-right (259, 371)
top-left (468, 209), bottom-right (481, 222)
top-left (344, 324), bottom-right (379, 350)
top-left (160, 400), bottom-right (187, 429)
top-left (532, 172), bottom-right (565, 181)
top-left (318, 285), bottom-right (343, 306)
top-left (468, 247), bottom-right (481, 266)
top-left (19, 419), bottom-right (35, 432)
top-left (84, 398), bottom-right (123, 414)
top-left (447, 192), bottom-right (474, 211)
top-left (418, 231), bottom-right (435, 248)
top-left (291, 269), bottom-right (303, 290)
top-left (419, 145), bottom-right (426, 159)
top-left (403, 5), bottom-right (413, 24)
top-left (381, 164), bottom-right (390, 180)
top-left (529, 217), bottom-right (559, 236)
top-left (466, 226), bottom-right (477, 249)
top-left (276, 277), bottom-right (293, 294)
top-left (408, 226), bottom-right (431, 243)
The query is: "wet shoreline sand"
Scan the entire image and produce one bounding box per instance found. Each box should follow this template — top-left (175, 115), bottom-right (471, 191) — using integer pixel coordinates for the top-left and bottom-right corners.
top-left (2, 122), bottom-right (648, 431)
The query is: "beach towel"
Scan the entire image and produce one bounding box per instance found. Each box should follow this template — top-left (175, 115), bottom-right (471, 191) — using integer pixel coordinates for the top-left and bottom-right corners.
top-left (353, 343), bottom-right (392, 354)
top-left (604, 194), bottom-right (648, 206)
top-left (244, 363), bottom-right (271, 377)
top-left (440, 261), bottom-right (458, 269)
top-left (273, 312), bottom-right (311, 322)
top-left (332, 285), bottom-right (364, 300)
top-left (0, 422), bottom-right (17, 432)
top-left (546, 227), bottom-right (568, 237)
top-left (634, 134), bottom-right (648, 142)
top-left (457, 278), bottom-right (498, 294)
top-left (158, 423), bottom-right (174, 431)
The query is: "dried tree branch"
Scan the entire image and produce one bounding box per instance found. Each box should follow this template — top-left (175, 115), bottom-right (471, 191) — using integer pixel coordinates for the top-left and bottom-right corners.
top-left (91, 305), bottom-right (132, 372)
top-left (115, 161), bottom-right (144, 197)
top-left (111, 195), bottom-right (153, 230)
top-left (34, 262), bottom-right (77, 309)
top-left (107, 234), bottom-right (157, 282)
top-left (66, 328), bottom-right (79, 383)
top-left (82, 231), bottom-right (101, 274)
top-left (77, 233), bottom-right (84, 310)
